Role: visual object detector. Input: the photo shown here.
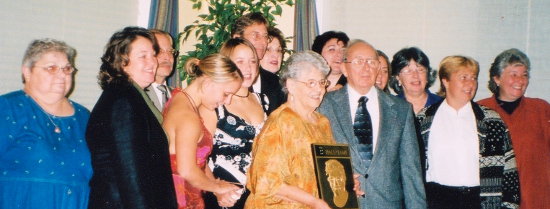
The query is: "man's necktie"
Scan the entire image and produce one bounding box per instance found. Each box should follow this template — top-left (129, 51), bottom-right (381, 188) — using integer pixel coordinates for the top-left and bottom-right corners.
top-left (354, 96), bottom-right (374, 171)
top-left (354, 96), bottom-right (373, 144)
top-left (157, 84), bottom-right (169, 108)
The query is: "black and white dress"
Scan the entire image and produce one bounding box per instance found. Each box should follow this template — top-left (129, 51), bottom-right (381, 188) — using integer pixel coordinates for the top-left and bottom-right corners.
top-left (203, 93), bottom-right (269, 209)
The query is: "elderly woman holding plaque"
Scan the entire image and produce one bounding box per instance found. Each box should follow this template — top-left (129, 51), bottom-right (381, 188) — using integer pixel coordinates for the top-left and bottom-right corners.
top-left (245, 51), bottom-right (335, 209)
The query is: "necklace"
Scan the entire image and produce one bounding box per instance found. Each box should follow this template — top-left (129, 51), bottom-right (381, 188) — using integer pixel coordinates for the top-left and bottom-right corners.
top-left (25, 91), bottom-right (62, 133)
top-left (233, 91), bottom-right (250, 98)
top-left (45, 113), bottom-right (62, 134)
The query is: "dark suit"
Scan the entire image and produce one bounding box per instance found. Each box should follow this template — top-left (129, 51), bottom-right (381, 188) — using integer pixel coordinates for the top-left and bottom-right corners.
top-left (258, 68), bottom-right (285, 115)
top-left (318, 86), bottom-right (426, 209)
top-left (86, 81), bottom-right (177, 209)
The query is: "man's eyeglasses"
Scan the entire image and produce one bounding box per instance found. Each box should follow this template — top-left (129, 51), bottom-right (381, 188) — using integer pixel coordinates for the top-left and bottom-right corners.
top-left (244, 32), bottom-right (271, 42)
top-left (159, 49), bottom-right (178, 56)
top-left (34, 65), bottom-right (75, 75)
top-left (344, 58), bottom-right (380, 69)
top-left (294, 79), bottom-right (331, 88)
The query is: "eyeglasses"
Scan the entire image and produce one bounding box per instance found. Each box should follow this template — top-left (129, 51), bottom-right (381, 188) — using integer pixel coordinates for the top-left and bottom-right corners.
top-left (159, 49), bottom-right (178, 56)
top-left (400, 64), bottom-right (426, 75)
top-left (294, 79), bottom-right (331, 88)
top-left (244, 32), bottom-right (270, 42)
top-left (34, 64), bottom-right (75, 75)
top-left (344, 58), bottom-right (380, 69)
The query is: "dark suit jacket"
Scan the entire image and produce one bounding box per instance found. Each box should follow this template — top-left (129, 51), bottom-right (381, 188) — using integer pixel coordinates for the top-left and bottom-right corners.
top-left (259, 68), bottom-right (285, 115)
top-left (86, 81), bottom-right (177, 209)
top-left (318, 86), bottom-right (426, 209)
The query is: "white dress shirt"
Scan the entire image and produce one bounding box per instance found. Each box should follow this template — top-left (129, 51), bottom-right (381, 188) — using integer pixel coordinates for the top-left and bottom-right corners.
top-left (347, 86), bottom-right (380, 151)
top-left (252, 74), bottom-right (262, 93)
top-left (426, 100), bottom-right (480, 186)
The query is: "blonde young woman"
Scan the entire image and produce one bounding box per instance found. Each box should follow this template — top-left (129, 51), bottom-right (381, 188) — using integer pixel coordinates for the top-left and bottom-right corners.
top-left (200, 38), bottom-right (268, 209)
top-left (162, 54), bottom-right (244, 208)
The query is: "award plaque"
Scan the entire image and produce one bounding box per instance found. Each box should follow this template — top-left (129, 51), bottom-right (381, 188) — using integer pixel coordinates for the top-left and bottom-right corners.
top-left (311, 143), bottom-right (359, 209)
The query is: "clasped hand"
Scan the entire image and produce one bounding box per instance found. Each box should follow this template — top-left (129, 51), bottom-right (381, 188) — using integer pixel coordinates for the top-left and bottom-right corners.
top-left (214, 180), bottom-right (243, 207)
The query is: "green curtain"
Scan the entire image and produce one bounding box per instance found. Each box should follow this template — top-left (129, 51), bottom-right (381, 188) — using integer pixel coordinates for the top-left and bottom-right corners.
top-left (294, 0), bottom-right (319, 51)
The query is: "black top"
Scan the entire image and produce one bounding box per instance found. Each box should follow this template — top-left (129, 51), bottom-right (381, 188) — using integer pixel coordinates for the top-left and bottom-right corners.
top-left (86, 81), bottom-right (177, 209)
top-left (496, 95), bottom-right (521, 114)
top-left (259, 68), bottom-right (286, 115)
top-left (336, 74), bottom-right (347, 86)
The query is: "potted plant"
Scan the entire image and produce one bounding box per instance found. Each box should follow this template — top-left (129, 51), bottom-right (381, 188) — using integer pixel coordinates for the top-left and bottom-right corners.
top-left (176, 0), bottom-right (294, 85)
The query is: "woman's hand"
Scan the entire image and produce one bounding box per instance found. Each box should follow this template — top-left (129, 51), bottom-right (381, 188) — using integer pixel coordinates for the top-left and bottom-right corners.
top-left (353, 173), bottom-right (365, 197)
top-left (213, 180), bottom-right (242, 207)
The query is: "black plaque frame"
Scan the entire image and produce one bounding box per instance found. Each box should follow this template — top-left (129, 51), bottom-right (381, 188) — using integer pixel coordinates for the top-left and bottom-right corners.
top-left (311, 143), bottom-right (359, 209)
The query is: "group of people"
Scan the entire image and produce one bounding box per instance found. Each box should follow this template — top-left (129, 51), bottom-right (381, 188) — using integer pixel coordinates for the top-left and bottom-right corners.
top-left (0, 11), bottom-right (548, 209)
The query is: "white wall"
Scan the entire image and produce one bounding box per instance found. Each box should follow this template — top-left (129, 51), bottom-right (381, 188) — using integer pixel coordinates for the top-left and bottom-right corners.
top-left (2, 1), bottom-right (546, 107)
top-left (0, 0), bottom-right (140, 109)
top-left (317, 0), bottom-right (549, 102)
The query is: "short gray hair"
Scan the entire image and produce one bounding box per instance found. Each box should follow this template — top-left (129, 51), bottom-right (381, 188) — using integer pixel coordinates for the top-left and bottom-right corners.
top-left (22, 38), bottom-right (76, 68)
top-left (280, 51), bottom-right (330, 94)
top-left (488, 48), bottom-right (530, 94)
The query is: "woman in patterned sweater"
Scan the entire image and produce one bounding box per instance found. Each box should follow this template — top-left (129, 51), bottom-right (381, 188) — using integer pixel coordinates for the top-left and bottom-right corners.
top-left (416, 55), bottom-right (520, 209)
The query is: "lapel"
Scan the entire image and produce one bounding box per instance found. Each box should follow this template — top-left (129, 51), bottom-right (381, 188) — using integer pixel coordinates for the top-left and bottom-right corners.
top-left (373, 89), bottom-right (396, 159)
top-left (145, 86), bottom-right (163, 112)
top-left (332, 86), bottom-right (355, 141)
top-left (331, 86), bottom-right (368, 173)
top-left (135, 83), bottom-right (163, 124)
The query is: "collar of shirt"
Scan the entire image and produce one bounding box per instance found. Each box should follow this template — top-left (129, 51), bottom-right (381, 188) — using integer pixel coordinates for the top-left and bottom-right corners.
top-left (441, 99), bottom-right (473, 116)
top-left (252, 74), bottom-right (262, 93)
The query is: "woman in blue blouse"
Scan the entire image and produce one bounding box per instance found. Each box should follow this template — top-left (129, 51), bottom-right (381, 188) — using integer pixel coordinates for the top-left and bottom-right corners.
top-left (389, 47), bottom-right (442, 114)
top-left (0, 39), bottom-right (92, 208)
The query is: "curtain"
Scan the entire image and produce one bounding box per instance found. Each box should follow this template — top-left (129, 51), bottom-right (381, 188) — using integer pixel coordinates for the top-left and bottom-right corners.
top-left (293, 0), bottom-right (319, 51)
top-left (148, 0), bottom-right (180, 87)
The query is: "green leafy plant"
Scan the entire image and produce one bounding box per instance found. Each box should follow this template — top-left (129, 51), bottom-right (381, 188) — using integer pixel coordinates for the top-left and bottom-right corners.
top-left (176, 0), bottom-right (294, 84)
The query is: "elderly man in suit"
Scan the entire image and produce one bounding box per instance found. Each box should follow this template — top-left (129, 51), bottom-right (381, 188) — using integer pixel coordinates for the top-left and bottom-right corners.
top-left (318, 40), bottom-right (426, 209)
top-left (146, 29), bottom-right (176, 112)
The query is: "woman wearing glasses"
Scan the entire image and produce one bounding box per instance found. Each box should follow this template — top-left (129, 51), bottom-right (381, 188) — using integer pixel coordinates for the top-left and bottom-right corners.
top-left (245, 51), bottom-right (335, 209)
top-left (389, 47), bottom-right (442, 114)
top-left (0, 39), bottom-right (92, 209)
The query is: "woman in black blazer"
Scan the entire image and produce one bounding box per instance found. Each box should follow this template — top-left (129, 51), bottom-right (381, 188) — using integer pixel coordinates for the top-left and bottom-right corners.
top-left (86, 26), bottom-right (177, 209)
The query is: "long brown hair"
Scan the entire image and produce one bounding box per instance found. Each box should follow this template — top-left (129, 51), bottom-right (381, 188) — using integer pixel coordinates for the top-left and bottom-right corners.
top-left (98, 26), bottom-right (159, 89)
